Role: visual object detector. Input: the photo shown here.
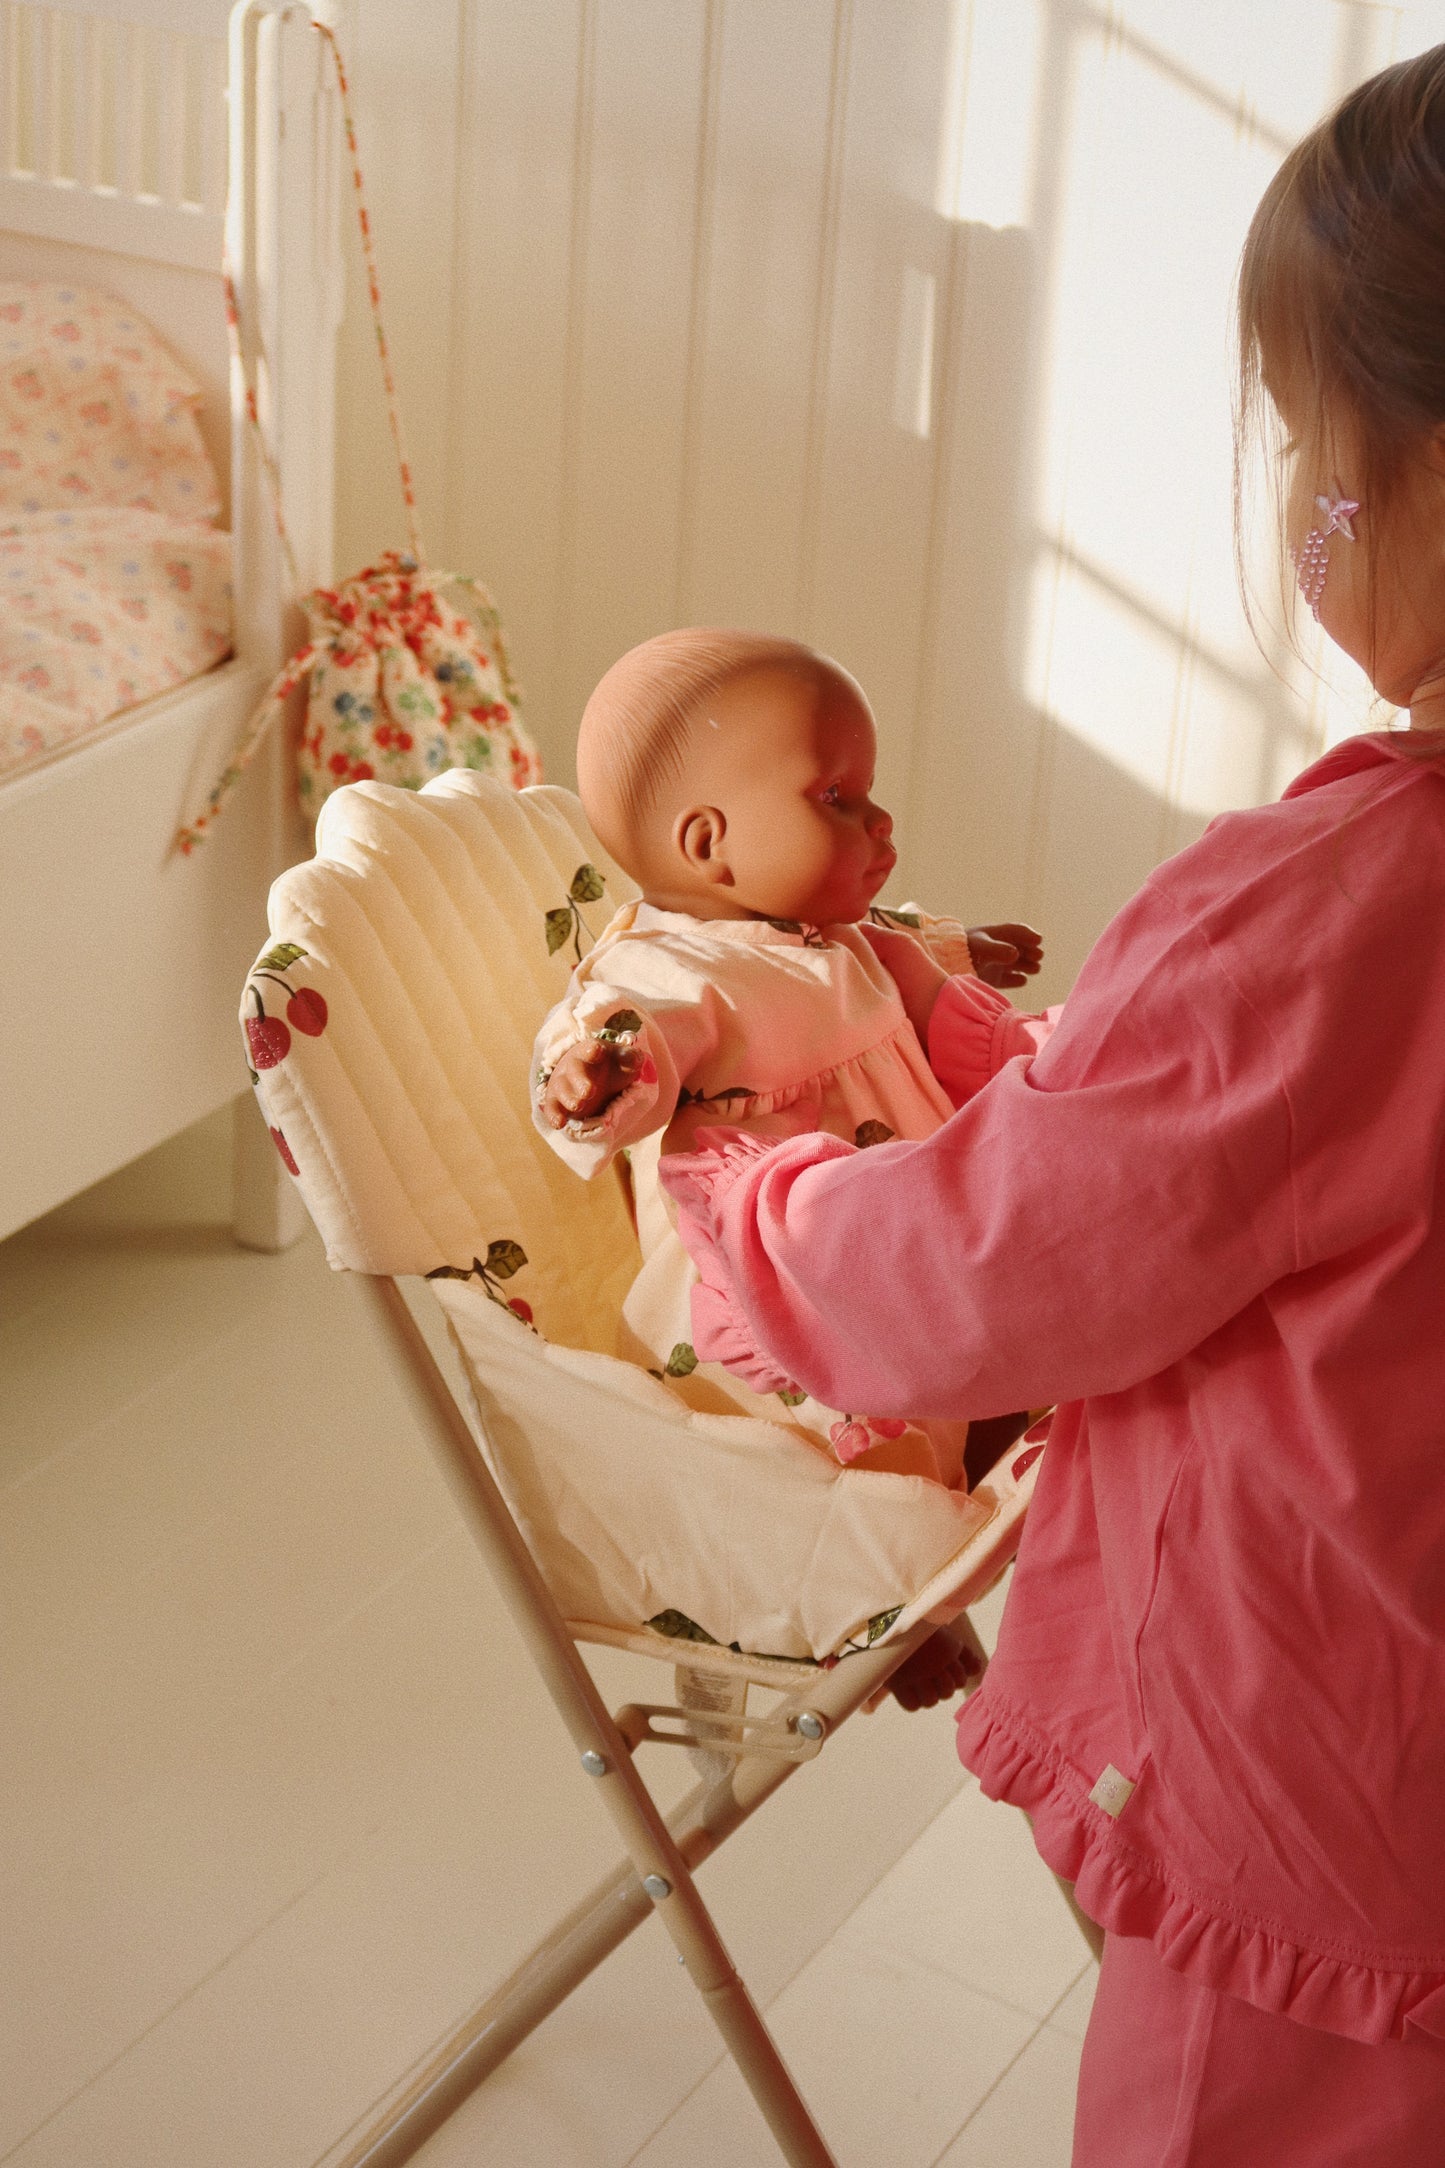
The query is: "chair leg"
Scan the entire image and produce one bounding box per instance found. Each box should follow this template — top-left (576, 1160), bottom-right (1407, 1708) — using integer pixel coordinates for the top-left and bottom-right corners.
top-left (317, 1615), bottom-right (925, 2168)
top-left (692, 1968), bottom-right (839, 2168)
top-left (351, 1278), bottom-right (1020, 2168)
top-left (355, 1275), bottom-right (840, 2166)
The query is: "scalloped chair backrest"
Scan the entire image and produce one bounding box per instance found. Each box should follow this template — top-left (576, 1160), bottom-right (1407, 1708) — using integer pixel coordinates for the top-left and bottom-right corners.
top-left (240, 771), bottom-right (642, 1356)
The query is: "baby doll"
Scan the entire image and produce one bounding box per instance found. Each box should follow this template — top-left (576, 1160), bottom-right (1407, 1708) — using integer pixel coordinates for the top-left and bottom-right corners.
top-left (531, 627), bottom-right (1052, 1495)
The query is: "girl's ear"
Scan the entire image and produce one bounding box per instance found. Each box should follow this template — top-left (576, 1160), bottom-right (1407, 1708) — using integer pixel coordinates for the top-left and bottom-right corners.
top-left (675, 805), bottom-right (733, 884)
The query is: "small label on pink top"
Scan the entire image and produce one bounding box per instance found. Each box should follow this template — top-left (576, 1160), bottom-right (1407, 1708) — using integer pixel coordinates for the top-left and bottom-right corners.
top-left (1089, 1764), bottom-right (1135, 1819)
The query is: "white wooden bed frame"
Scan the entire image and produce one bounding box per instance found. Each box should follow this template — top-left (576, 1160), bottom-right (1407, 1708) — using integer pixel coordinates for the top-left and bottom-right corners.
top-left (0, 0), bottom-right (341, 1247)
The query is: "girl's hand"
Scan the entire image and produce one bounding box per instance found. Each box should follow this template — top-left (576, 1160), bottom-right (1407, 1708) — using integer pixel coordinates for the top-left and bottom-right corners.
top-left (967, 922), bottom-right (1044, 988)
top-left (540, 1039), bottom-right (647, 1127)
top-left (860, 922), bottom-right (950, 1042)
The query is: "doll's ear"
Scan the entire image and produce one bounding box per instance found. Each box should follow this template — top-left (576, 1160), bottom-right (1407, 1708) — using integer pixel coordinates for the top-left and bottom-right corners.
top-left (675, 806), bottom-right (733, 884)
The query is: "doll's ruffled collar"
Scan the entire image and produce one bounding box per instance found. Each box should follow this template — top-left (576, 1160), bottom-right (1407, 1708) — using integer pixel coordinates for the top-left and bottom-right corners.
top-left (628, 901), bottom-right (833, 946)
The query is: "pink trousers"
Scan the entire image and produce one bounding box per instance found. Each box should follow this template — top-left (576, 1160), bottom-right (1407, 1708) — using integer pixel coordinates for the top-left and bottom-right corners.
top-left (1074, 1933), bottom-right (1445, 2167)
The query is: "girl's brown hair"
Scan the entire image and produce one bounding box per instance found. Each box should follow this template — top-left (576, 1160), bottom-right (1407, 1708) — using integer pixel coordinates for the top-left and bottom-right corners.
top-left (1236, 40), bottom-right (1445, 740)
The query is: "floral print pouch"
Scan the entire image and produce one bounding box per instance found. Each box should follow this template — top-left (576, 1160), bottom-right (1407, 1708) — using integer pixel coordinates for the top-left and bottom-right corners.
top-left (179, 552), bottom-right (541, 849)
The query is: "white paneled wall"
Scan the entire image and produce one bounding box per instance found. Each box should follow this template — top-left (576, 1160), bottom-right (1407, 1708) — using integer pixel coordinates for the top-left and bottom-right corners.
top-left (333, 0), bottom-right (1445, 998)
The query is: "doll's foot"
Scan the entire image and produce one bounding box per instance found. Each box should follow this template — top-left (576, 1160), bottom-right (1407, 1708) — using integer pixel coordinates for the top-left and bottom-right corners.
top-left (888, 1623), bottom-right (984, 1712)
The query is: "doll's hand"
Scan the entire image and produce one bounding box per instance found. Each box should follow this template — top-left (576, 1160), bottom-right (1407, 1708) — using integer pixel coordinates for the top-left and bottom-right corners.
top-left (967, 922), bottom-right (1043, 988)
top-left (860, 922), bottom-right (950, 1043)
top-left (540, 1038), bottom-right (650, 1127)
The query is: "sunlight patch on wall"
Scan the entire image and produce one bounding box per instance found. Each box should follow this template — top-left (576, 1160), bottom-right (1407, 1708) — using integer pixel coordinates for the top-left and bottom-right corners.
top-left (936, 0), bottom-right (1042, 229)
top-left (1016, 2), bottom-right (1414, 824)
top-left (1092, 0), bottom-right (1342, 148)
top-left (1026, 548), bottom-right (1387, 820)
top-left (1033, 31), bottom-right (1280, 638)
top-left (1025, 549), bottom-right (1187, 800)
top-left (893, 263), bottom-right (937, 439)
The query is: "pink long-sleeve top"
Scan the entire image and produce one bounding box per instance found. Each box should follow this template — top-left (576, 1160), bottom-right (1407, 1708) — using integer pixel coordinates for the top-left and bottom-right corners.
top-left (660, 734), bottom-right (1445, 2045)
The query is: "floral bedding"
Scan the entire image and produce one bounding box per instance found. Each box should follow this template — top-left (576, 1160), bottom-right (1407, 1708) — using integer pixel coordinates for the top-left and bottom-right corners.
top-left (0, 283), bottom-right (232, 780)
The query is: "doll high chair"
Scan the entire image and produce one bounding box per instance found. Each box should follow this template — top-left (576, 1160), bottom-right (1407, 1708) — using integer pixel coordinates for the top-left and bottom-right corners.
top-left (242, 770), bottom-right (1057, 2168)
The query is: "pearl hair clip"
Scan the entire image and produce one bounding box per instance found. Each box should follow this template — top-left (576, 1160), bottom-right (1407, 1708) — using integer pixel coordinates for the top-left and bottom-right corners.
top-left (1293, 493), bottom-right (1360, 618)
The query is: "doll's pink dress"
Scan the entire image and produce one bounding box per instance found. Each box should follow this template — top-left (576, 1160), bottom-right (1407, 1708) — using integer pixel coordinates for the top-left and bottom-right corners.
top-left (532, 900), bottom-right (1049, 1485)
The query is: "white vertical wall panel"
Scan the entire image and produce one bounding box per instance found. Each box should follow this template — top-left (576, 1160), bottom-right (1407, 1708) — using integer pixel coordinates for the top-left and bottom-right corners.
top-left (804, 0), bottom-right (958, 829)
top-left (908, 216), bottom-right (1044, 928)
top-left (333, 0), bottom-right (1445, 998)
top-left (556, 0), bottom-right (710, 739)
top-left (449, 0), bottom-right (585, 772)
top-left (677, 0), bottom-right (838, 639)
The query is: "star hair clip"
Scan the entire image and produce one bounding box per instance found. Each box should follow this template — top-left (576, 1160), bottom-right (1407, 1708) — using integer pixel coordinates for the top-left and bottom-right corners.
top-left (1293, 492), bottom-right (1360, 618)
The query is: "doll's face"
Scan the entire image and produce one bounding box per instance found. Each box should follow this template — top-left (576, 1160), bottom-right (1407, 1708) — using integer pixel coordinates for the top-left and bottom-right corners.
top-left (648, 662), bottom-right (897, 924)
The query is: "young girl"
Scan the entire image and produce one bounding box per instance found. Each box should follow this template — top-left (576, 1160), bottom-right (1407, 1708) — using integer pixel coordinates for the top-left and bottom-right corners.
top-left (531, 629), bottom-right (1049, 1494)
top-left (659, 48), bottom-right (1445, 2166)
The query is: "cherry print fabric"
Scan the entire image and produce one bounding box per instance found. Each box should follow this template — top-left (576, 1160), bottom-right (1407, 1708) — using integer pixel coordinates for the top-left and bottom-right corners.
top-left (240, 773), bottom-right (1024, 1665)
top-left (658, 733), bottom-right (1445, 2046)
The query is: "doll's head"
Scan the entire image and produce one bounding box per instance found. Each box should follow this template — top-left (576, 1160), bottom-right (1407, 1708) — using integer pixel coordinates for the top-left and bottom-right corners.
top-left (1237, 44), bottom-right (1445, 715)
top-left (576, 629), bottom-right (897, 925)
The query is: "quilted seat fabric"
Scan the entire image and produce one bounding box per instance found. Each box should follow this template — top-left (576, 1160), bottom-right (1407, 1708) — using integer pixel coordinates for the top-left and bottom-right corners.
top-left (244, 772), bottom-right (638, 1349)
top-left (242, 772), bottom-right (1036, 1660)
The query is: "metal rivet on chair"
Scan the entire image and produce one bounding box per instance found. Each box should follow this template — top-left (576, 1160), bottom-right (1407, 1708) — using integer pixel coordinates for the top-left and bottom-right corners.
top-left (642, 1873), bottom-right (672, 1901)
top-left (580, 1749), bottom-right (608, 1776)
top-left (794, 1710), bottom-right (825, 1741)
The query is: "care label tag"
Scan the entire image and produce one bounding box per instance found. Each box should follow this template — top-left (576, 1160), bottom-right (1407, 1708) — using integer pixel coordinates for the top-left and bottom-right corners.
top-left (1088, 1764), bottom-right (1135, 1819)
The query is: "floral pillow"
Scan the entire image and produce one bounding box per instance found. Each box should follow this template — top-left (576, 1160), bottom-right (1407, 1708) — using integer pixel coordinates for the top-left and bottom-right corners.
top-left (0, 282), bottom-right (220, 523)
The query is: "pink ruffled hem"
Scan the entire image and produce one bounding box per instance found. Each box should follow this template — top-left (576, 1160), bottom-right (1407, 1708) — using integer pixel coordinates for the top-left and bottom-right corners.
top-left (659, 1123), bottom-right (779, 1214)
top-left (689, 1279), bottom-right (801, 1397)
top-left (926, 975), bottom-right (1005, 1104)
top-left (957, 1691), bottom-right (1445, 2047)
top-left (661, 1125), bottom-right (849, 1399)
top-left (927, 975), bottom-right (1058, 1106)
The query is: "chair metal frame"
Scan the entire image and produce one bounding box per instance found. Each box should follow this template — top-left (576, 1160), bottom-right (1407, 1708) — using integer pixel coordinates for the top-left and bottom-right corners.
top-left (315, 1274), bottom-right (1096, 2168)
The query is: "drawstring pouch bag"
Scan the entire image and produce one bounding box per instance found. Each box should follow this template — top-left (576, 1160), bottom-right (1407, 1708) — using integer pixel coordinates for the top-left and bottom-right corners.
top-left (182, 549), bottom-right (540, 845)
top-left (178, 20), bottom-right (540, 853)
